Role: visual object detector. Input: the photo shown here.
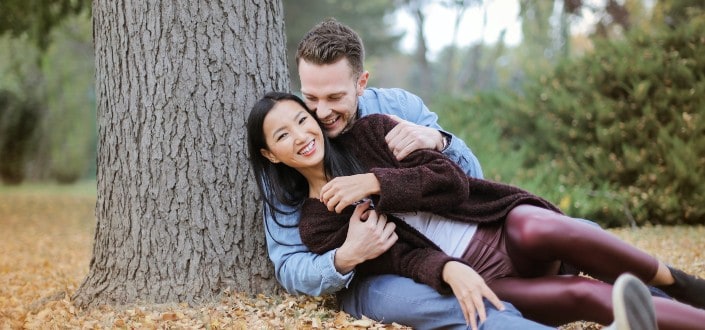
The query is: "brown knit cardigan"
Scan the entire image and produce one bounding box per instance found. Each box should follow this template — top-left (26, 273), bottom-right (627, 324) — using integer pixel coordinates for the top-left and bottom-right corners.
top-left (299, 114), bottom-right (561, 294)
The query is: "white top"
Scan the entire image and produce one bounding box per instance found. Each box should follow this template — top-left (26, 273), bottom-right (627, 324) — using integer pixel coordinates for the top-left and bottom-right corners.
top-left (393, 211), bottom-right (477, 258)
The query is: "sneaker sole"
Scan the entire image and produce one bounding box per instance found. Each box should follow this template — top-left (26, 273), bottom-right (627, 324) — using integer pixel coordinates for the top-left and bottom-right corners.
top-left (612, 273), bottom-right (657, 330)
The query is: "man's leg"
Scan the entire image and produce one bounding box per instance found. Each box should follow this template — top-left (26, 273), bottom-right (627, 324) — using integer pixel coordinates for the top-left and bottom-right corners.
top-left (338, 274), bottom-right (553, 330)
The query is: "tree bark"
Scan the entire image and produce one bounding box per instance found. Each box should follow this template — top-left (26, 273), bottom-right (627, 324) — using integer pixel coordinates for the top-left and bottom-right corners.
top-left (73, 0), bottom-right (288, 307)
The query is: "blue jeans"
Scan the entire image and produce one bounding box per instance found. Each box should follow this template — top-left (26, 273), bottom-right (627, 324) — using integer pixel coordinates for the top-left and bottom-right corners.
top-left (339, 274), bottom-right (554, 330)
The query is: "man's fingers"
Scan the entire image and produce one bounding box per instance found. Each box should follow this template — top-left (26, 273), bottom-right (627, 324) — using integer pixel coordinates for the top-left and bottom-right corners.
top-left (352, 201), bottom-right (371, 221)
top-left (360, 209), bottom-right (370, 221)
top-left (385, 125), bottom-right (404, 147)
top-left (365, 208), bottom-right (380, 226)
top-left (394, 145), bottom-right (414, 160)
top-left (386, 130), bottom-right (416, 160)
top-left (381, 216), bottom-right (396, 237)
top-left (381, 218), bottom-right (397, 246)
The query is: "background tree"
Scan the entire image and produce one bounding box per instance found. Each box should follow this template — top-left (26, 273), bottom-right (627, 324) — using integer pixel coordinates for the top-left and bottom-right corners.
top-left (437, 0), bottom-right (481, 93)
top-left (0, 0), bottom-right (93, 184)
top-left (402, 0), bottom-right (433, 100)
top-left (0, 0), bottom-right (88, 50)
top-left (72, 0), bottom-right (288, 307)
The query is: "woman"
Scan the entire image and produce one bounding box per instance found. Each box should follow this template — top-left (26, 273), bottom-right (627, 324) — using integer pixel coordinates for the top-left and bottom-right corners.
top-left (247, 92), bottom-right (705, 329)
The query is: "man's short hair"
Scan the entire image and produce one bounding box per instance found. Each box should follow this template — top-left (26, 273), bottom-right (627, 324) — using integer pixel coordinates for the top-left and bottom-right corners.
top-left (296, 18), bottom-right (365, 78)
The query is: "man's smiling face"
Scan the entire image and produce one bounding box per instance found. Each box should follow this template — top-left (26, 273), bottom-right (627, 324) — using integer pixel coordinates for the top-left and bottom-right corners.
top-left (298, 57), bottom-right (369, 138)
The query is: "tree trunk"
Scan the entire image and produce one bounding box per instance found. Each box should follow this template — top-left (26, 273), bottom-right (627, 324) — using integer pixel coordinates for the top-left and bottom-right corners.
top-left (410, 4), bottom-right (432, 100)
top-left (73, 0), bottom-right (289, 307)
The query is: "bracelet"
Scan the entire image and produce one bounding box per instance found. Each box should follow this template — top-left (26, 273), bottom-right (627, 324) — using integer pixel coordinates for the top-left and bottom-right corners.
top-left (440, 133), bottom-right (450, 151)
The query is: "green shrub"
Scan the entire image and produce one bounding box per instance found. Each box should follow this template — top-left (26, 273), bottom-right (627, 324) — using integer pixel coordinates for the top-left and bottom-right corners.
top-left (503, 16), bottom-right (705, 225)
top-left (432, 92), bottom-right (628, 227)
top-left (432, 92), bottom-right (523, 182)
top-left (0, 89), bottom-right (43, 184)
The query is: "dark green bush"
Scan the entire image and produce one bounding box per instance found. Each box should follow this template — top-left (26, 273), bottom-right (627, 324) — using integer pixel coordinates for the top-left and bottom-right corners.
top-left (0, 89), bottom-right (43, 184)
top-left (503, 16), bottom-right (705, 225)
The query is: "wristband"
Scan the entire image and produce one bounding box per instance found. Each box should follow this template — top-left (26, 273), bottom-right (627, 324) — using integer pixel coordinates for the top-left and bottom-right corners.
top-left (440, 132), bottom-right (451, 151)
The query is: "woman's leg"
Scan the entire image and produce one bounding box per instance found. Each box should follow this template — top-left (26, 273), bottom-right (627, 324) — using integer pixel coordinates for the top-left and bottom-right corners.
top-left (504, 205), bottom-right (658, 283)
top-left (490, 276), bottom-right (612, 326)
top-left (338, 274), bottom-right (554, 330)
top-left (505, 204), bottom-right (705, 309)
top-left (490, 275), bottom-right (705, 330)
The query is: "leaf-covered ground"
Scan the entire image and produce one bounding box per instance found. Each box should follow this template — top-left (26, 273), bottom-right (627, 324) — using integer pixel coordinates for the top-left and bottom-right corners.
top-left (1, 183), bottom-right (703, 329)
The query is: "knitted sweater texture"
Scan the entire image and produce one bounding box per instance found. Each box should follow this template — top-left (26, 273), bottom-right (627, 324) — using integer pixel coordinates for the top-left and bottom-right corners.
top-left (299, 114), bottom-right (561, 294)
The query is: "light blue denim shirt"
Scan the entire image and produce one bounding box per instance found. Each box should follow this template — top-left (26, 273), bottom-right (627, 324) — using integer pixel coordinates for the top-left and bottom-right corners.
top-left (263, 87), bottom-right (484, 296)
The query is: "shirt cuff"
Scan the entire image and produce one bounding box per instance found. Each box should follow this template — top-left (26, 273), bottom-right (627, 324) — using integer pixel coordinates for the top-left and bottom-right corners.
top-left (328, 248), bottom-right (355, 288)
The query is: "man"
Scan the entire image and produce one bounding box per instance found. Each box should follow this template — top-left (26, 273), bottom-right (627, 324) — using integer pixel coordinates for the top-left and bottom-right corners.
top-left (263, 18), bottom-right (654, 330)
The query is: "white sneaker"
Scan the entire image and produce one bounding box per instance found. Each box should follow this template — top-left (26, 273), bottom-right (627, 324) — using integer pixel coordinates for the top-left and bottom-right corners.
top-left (608, 273), bottom-right (658, 330)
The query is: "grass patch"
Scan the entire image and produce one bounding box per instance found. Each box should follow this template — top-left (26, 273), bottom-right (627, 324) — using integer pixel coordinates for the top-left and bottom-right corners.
top-left (0, 180), bottom-right (96, 197)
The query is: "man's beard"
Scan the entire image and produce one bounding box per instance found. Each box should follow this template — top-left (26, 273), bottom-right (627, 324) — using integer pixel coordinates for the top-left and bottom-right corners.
top-left (338, 105), bottom-right (360, 136)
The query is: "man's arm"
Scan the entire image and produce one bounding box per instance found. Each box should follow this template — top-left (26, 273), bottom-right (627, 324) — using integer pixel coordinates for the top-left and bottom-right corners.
top-left (358, 88), bottom-right (483, 179)
top-left (264, 201), bottom-right (396, 296)
top-left (263, 205), bottom-right (352, 296)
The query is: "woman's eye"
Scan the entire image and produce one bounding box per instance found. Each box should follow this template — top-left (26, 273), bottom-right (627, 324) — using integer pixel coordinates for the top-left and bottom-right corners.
top-left (276, 133), bottom-right (287, 141)
top-left (299, 117), bottom-right (307, 124)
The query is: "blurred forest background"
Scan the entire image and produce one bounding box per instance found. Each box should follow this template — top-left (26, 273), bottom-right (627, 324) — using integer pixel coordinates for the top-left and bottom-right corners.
top-left (1, 0), bottom-right (703, 227)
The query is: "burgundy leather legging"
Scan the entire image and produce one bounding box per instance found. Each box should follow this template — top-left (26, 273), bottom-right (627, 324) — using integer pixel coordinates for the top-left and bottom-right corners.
top-left (484, 205), bottom-right (705, 329)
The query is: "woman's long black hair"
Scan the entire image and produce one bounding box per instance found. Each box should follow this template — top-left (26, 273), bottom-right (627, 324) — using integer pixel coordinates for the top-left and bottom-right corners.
top-left (247, 92), bottom-right (365, 235)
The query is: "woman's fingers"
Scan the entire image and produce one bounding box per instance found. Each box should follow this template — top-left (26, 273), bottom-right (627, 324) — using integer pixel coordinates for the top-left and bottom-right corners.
top-left (474, 292), bottom-right (487, 325)
top-left (462, 300), bottom-right (478, 330)
top-left (483, 286), bottom-right (505, 312)
top-left (442, 261), bottom-right (502, 330)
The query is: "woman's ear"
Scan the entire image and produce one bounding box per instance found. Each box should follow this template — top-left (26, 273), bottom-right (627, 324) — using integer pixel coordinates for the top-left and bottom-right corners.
top-left (260, 148), bottom-right (280, 163)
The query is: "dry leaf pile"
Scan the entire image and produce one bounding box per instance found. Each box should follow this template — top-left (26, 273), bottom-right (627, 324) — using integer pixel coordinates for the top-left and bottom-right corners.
top-left (1, 185), bottom-right (703, 329)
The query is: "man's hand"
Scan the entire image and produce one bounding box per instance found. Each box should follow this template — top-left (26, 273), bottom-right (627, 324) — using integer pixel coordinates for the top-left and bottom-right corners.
top-left (320, 173), bottom-right (380, 213)
top-left (385, 115), bottom-right (444, 160)
top-left (333, 201), bottom-right (397, 274)
top-left (442, 261), bottom-right (505, 330)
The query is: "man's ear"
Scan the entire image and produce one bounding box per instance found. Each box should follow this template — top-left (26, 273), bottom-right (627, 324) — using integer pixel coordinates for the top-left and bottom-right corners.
top-left (260, 149), bottom-right (280, 163)
top-left (357, 71), bottom-right (369, 96)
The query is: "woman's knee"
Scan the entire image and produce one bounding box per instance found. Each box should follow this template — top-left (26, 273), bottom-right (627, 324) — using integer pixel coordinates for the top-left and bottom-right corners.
top-left (506, 206), bottom-right (562, 249)
top-left (562, 277), bottom-right (611, 308)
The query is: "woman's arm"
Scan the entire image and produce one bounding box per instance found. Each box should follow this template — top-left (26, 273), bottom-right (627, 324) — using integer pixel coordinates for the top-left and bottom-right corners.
top-left (299, 201), bottom-right (467, 294)
top-left (370, 149), bottom-right (469, 213)
top-left (328, 114), bottom-right (470, 214)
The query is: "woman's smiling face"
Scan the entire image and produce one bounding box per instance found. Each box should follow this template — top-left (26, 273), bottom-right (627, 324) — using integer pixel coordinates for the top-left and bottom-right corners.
top-left (260, 99), bottom-right (325, 171)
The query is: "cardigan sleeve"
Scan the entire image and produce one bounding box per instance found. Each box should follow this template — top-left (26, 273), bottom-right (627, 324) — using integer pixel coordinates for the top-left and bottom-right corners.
top-left (299, 200), bottom-right (352, 254)
top-left (298, 200), bottom-right (465, 294)
top-left (371, 151), bottom-right (469, 213)
top-left (357, 215), bottom-right (470, 294)
top-left (348, 115), bottom-right (470, 214)
top-left (357, 245), bottom-right (459, 294)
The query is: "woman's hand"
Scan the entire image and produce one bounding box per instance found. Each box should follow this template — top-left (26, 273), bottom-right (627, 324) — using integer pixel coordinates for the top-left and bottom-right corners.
top-left (320, 173), bottom-right (380, 213)
top-left (442, 261), bottom-right (505, 330)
